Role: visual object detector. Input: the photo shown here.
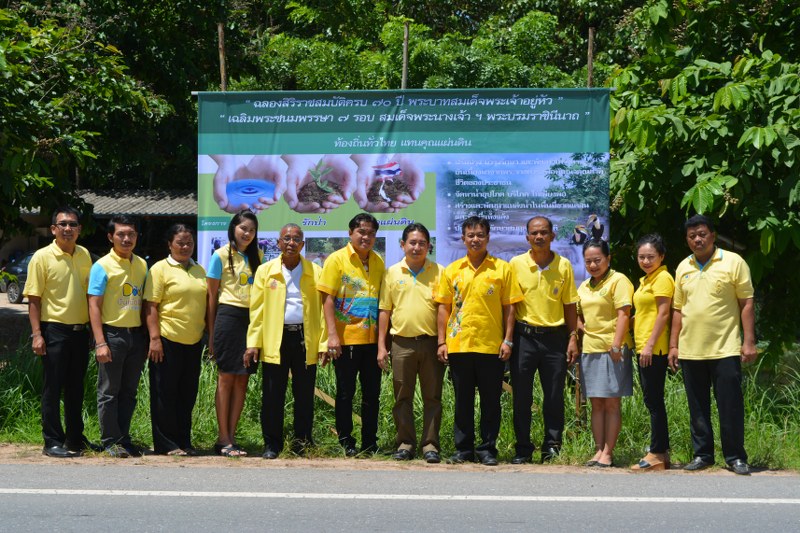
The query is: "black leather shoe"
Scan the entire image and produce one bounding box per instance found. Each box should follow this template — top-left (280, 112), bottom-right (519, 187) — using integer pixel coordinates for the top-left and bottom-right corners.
top-left (66, 437), bottom-right (103, 454)
top-left (262, 449), bottom-right (279, 460)
top-left (423, 451), bottom-right (441, 464)
top-left (359, 444), bottom-right (379, 456)
top-left (683, 457), bottom-right (714, 471)
top-left (448, 451), bottom-right (475, 464)
top-left (480, 454), bottom-right (499, 466)
top-left (392, 449), bottom-right (413, 461)
top-left (344, 445), bottom-right (358, 457)
top-left (42, 445), bottom-right (77, 458)
top-left (511, 455), bottom-right (531, 465)
top-left (540, 446), bottom-right (560, 463)
top-left (727, 459), bottom-right (751, 476)
top-left (123, 443), bottom-right (145, 457)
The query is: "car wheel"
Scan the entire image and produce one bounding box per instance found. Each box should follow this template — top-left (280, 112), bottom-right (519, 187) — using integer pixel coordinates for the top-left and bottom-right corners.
top-left (7, 281), bottom-right (23, 304)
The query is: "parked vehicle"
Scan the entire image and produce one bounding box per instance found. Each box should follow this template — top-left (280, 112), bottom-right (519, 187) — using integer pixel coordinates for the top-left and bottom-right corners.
top-left (5, 252), bottom-right (33, 304)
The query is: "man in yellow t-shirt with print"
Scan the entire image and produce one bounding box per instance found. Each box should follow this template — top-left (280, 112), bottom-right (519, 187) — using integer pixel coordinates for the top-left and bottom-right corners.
top-left (435, 216), bottom-right (522, 466)
top-left (88, 216), bottom-right (148, 458)
top-left (318, 213), bottom-right (385, 456)
top-left (669, 214), bottom-right (756, 476)
top-left (25, 206), bottom-right (100, 458)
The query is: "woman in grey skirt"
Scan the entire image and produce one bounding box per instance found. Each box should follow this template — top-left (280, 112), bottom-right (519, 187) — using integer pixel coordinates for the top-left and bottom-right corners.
top-left (577, 239), bottom-right (634, 468)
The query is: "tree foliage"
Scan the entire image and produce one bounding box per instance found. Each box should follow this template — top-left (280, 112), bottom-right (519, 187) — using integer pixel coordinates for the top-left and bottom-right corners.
top-left (608, 0), bottom-right (800, 358)
top-left (0, 5), bottom-right (168, 237)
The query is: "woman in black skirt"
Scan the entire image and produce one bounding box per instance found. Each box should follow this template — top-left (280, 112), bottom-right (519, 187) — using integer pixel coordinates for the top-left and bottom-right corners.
top-left (206, 210), bottom-right (263, 456)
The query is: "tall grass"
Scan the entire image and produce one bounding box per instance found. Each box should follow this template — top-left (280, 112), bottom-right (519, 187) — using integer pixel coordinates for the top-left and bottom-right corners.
top-left (2, 329), bottom-right (799, 469)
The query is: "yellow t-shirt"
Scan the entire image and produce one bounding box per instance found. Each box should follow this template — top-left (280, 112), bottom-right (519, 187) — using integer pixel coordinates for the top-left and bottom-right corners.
top-left (510, 251), bottom-right (579, 327)
top-left (88, 249), bottom-right (148, 327)
top-left (633, 266), bottom-right (674, 356)
top-left (435, 254), bottom-right (523, 354)
top-left (673, 248), bottom-right (754, 360)
top-left (144, 256), bottom-right (207, 345)
top-left (207, 244), bottom-right (263, 308)
top-left (317, 243), bottom-right (384, 345)
top-left (24, 241), bottom-right (92, 324)
top-left (577, 270), bottom-right (634, 354)
top-left (379, 258), bottom-right (442, 337)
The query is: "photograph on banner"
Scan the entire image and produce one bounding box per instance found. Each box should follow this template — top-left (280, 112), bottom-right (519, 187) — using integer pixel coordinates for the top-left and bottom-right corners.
top-left (196, 88), bottom-right (610, 286)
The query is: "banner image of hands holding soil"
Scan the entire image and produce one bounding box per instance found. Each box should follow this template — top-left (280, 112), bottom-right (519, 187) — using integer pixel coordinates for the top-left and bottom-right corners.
top-left (198, 89), bottom-right (609, 283)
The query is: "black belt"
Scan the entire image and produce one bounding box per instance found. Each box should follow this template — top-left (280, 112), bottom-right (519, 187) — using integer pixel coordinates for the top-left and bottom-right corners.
top-left (516, 321), bottom-right (566, 336)
top-left (104, 325), bottom-right (143, 334)
top-left (284, 324), bottom-right (303, 332)
top-left (395, 334), bottom-right (436, 341)
top-left (44, 322), bottom-right (88, 332)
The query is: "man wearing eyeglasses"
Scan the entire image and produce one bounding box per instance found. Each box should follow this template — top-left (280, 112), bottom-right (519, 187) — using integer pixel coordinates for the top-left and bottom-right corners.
top-left (245, 223), bottom-right (327, 459)
top-left (25, 206), bottom-right (100, 458)
top-left (318, 213), bottom-right (385, 456)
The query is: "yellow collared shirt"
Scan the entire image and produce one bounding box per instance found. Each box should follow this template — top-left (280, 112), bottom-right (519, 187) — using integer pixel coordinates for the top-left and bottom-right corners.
top-left (207, 244), bottom-right (263, 308)
top-left (673, 248), bottom-right (753, 360)
top-left (633, 265), bottom-right (674, 356)
top-left (143, 256), bottom-right (207, 345)
top-left (317, 243), bottom-right (384, 345)
top-left (577, 270), bottom-right (634, 353)
top-left (247, 256), bottom-right (327, 365)
top-left (88, 248), bottom-right (148, 327)
top-left (379, 258), bottom-right (442, 337)
top-left (510, 251), bottom-right (579, 327)
top-left (24, 241), bottom-right (92, 324)
top-left (435, 254), bottom-right (523, 354)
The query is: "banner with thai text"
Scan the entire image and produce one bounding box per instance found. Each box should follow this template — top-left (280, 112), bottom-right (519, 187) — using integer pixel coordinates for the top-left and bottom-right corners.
top-left (197, 89), bottom-right (610, 284)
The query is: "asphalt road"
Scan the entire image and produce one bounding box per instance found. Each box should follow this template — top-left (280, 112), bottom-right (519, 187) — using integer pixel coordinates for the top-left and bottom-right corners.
top-left (1, 464), bottom-right (799, 532)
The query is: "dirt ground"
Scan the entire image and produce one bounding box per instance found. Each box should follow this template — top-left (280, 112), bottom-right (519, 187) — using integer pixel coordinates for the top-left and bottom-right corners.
top-left (0, 443), bottom-right (794, 476)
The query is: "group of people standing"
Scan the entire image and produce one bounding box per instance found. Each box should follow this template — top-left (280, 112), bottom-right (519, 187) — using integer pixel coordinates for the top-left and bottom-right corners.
top-left (25, 206), bottom-right (755, 475)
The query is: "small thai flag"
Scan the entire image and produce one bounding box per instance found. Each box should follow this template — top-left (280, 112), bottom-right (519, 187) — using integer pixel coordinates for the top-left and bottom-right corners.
top-left (372, 161), bottom-right (403, 179)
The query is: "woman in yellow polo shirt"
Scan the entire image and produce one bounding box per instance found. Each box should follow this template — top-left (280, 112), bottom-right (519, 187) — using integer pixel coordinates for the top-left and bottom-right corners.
top-left (631, 233), bottom-right (674, 471)
top-left (577, 239), bottom-right (634, 468)
top-left (144, 224), bottom-right (207, 456)
top-left (206, 210), bottom-right (262, 457)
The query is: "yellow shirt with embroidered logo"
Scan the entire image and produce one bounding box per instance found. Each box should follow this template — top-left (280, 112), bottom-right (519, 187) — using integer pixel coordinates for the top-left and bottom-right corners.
top-left (673, 248), bottom-right (753, 360)
top-left (435, 254), bottom-right (522, 354)
top-left (24, 241), bottom-right (92, 324)
top-left (318, 243), bottom-right (384, 345)
top-left (577, 270), bottom-right (634, 354)
top-left (144, 256), bottom-right (207, 345)
top-left (247, 256), bottom-right (327, 365)
top-left (633, 265), bottom-right (674, 356)
top-left (510, 251), bottom-right (579, 327)
top-left (88, 249), bottom-right (148, 327)
top-left (379, 258), bottom-right (442, 337)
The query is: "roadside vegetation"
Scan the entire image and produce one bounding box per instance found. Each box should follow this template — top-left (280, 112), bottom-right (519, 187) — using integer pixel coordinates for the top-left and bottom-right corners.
top-left (2, 334), bottom-right (798, 470)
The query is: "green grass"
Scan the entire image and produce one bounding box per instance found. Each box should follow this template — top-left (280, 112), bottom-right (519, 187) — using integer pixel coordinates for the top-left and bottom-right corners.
top-left (2, 330), bottom-right (799, 469)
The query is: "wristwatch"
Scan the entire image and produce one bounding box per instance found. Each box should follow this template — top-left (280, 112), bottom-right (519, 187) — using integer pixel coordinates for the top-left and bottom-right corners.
top-left (611, 346), bottom-right (622, 354)
top-left (502, 340), bottom-right (514, 348)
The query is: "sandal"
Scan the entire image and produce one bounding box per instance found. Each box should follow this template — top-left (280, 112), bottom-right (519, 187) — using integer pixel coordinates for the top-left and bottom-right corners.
top-left (217, 444), bottom-right (246, 457)
top-left (631, 452), bottom-right (669, 472)
top-left (167, 448), bottom-right (188, 456)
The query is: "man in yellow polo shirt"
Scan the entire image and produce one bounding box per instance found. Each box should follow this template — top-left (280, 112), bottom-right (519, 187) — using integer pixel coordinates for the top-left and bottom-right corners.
top-left (319, 213), bottom-right (385, 456)
top-left (509, 216), bottom-right (579, 464)
top-left (378, 223), bottom-right (445, 464)
top-left (435, 216), bottom-right (522, 466)
top-left (669, 214), bottom-right (756, 475)
top-left (88, 215), bottom-right (148, 458)
top-left (25, 206), bottom-right (100, 458)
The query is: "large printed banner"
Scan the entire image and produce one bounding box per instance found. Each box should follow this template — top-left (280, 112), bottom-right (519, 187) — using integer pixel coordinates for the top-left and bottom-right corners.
top-left (197, 89), bottom-right (610, 285)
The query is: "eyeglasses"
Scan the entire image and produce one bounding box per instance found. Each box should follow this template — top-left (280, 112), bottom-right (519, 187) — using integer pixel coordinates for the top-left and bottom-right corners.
top-left (55, 221), bottom-right (80, 228)
top-left (281, 236), bottom-right (303, 244)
